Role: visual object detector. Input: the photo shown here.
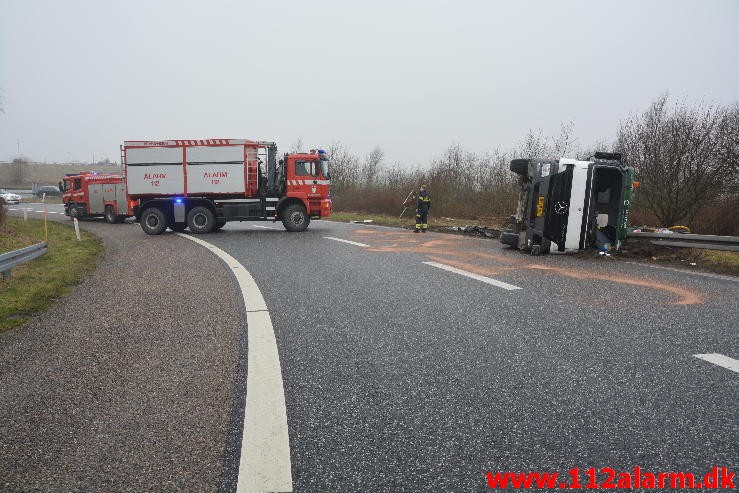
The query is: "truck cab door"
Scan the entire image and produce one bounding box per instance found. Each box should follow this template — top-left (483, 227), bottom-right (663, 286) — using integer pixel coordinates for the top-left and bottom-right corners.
top-left (291, 158), bottom-right (322, 196)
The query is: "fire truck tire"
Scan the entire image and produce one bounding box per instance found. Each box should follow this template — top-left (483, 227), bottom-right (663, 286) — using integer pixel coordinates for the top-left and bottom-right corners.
top-left (187, 206), bottom-right (215, 234)
top-left (281, 204), bottom-right (310, 232)
top-left (69, 203), bottom-right (81, 220)
top-left (104, 205), bottom-right (119, 224)
top-left (140, 207), bottom-right (167, 235)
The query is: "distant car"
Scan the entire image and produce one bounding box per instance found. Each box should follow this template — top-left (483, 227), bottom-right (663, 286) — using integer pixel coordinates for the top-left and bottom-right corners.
top-left (36, 185), bottom-right (61, 197)
top-left (0, 188), bottom-right (21, 204)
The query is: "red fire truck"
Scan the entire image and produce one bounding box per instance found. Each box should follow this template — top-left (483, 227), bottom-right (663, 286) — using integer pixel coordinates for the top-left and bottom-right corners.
top-left (122, 139), bottom-right (332, 234)
top-left (61, 171), bottom-right (132, 223)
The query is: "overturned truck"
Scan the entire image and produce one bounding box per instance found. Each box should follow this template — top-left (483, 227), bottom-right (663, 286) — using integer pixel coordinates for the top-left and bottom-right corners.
top-left (500, 152), bottom-right (635, 255)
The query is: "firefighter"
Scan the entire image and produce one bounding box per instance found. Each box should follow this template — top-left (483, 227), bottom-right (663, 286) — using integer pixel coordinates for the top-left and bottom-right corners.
top-left (414, 185), bottom-right (431, 233)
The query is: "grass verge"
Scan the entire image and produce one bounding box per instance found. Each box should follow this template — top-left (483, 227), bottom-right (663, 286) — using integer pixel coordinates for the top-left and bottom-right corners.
top-left (0, 216), bottom-right (104, 333)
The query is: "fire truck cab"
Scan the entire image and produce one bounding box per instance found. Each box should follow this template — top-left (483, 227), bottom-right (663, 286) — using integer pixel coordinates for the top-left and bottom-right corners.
top-left (61, 171), bottom-right (131, 223)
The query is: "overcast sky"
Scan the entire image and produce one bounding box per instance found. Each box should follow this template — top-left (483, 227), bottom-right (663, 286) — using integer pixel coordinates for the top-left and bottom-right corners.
top-left (1, 0), bottom-right (737, 166)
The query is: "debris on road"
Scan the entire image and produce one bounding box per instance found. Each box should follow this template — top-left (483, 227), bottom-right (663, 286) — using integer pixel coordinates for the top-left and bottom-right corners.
top-left (444, 225), bottom-right (499, 238)
top-left (631, 225), bottom-right (691, 234)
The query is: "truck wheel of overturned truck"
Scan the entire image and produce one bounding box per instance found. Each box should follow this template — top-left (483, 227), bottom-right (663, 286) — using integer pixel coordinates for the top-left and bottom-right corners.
top-left (187, 206), bottom-right (215, 234)
top-left (281, 204), bottom-right (310, 232)
top-left (510, 159), bottom-right (529, 176)
top-left (140, 207), bottom-right (167, 235)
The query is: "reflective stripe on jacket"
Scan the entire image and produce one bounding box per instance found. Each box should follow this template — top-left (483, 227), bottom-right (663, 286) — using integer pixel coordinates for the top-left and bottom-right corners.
top-left (417, 191), bottom-right (431, 211)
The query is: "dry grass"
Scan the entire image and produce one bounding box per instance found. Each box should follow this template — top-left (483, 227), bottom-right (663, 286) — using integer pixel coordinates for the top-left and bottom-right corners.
top-left (0, 217), bottom-right (104, 333)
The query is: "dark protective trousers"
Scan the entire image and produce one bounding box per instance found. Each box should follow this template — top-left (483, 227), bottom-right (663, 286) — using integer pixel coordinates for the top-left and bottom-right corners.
top-left (415, 209), bottom-right (428, 230)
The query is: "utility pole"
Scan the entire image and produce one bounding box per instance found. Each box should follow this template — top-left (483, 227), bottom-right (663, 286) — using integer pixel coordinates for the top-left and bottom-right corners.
top-left (16, 138), bottom-right (20, 154)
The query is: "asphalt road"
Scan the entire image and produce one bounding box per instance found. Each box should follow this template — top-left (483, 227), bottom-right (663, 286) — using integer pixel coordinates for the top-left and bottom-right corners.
top-left (1, 205), bottom-right (737, 492)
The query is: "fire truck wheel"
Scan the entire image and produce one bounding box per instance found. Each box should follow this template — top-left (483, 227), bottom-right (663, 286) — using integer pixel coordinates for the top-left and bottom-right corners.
top-left (104, 205), bottom-right (117, 224)
top-left (281, 204), bottom-right (310, 232)
top-left (69, 204), bottom-right (80, 220)
top-left (140, 207), bottom-right (167, 235)
top-left (187, 206), bottom-right (215, 234)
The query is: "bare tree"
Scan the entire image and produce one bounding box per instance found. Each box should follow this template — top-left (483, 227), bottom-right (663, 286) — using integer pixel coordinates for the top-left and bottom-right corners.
top-left (362, 146), bottom-right (384, 185)
top-left (618, 94), bottom-right (739, 226)
top-left (550, 121), bottom-right (578, 157)
top-left (514, 122), bottom-right (581, 159)
top-left (515, 129), bottom-right (549, 158)
top-left (326, 141), bottom-right (360, 191)
top-left (579, 138), bottom-right (614, 160)
top-left (288, 137), bottom-right (304, 154)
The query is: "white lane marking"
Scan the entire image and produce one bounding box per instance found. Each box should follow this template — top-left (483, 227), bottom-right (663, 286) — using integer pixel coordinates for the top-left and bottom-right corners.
top-left (622, 261), bottom-right (739, 283)
top-left (8, 208), bottom-right (63, 215)
top-left (251, 224), bottom-right (279, 230)
top-left (694, 353), bottom-right (739, 374)
top-left (324, 236), bottom-right (370, 247)
top-left (176, 233), bottom-right (292, 493)
top-left (423, 261), bottom-right (522, 291)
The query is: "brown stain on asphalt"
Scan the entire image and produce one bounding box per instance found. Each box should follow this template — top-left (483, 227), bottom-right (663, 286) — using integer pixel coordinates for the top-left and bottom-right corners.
top-left (352, 229), bottom-right (704, 305)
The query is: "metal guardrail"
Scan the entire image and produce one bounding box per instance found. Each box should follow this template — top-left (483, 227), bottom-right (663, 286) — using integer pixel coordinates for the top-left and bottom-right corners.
top-left (0, 242), bottom-right (48, 279)
top-left (627, 232), bottom-right (739, 252)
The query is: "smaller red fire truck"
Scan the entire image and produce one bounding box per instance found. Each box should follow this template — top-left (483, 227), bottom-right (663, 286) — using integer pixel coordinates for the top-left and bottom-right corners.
top-left (61, 171), bottom-right (132, 223)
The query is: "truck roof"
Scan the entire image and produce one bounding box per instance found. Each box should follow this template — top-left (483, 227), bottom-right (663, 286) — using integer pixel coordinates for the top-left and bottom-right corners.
top-left (64, 172), bottom-right (123, 181)
top-left (123, 139), bottom-right (259, 147)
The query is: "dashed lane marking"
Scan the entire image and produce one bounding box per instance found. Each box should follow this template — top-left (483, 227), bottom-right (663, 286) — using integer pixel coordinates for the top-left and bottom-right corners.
top-left (176, 233), bottom-right (292, 493)
top-left (694, 353), bottom-right (739, 374)
top-left (8, 208), bottom-right (63, 214)
top-left (324, 236), bottom-right (370, 247)
top-left (251, 224), bottom-right (279, 230)
top-left (423, 261), bottom-right (522, 291)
